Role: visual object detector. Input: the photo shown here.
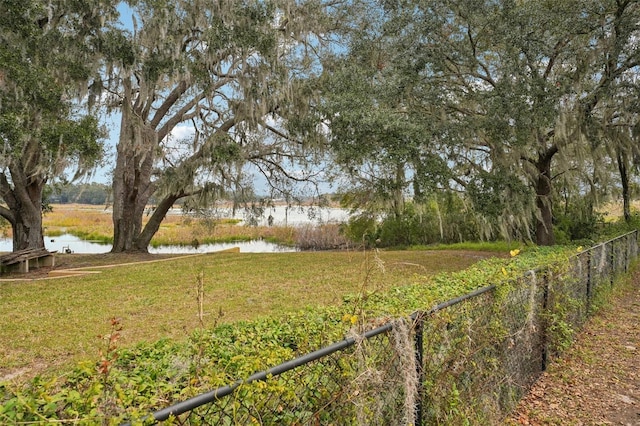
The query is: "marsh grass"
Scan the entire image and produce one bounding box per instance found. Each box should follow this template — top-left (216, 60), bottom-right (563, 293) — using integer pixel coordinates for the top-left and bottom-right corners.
top-left (41, 204), bottom-right (303, 247)
top-left (40, 205), bottom-right (521, 251)
top-left (0, 249), bottom-right (495, 381)
top-left (597, 200), bottom-right (640, 221)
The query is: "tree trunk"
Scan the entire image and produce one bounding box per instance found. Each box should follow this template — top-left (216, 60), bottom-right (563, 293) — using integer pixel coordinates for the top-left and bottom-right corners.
top-left (535, 156), bottom-right (555, 246)
top-left (111, 104), bottom-right (156, 253)
top-left (12, 205), bottom-right (45, 251)
top-left (134, 193), bottom-right (182, 251)
top-left (0, 163), bottom-right (46, 252)
top-left (0, 198), bottom-right (45, 252)
top-left (392, 162), bottom-right (405, 218)
top-left (616, 148), bottom-right (631, 223)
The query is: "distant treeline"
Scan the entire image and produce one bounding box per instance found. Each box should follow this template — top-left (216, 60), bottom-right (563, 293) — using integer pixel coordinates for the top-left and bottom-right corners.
top-left (46, 183), bottom-right (337, 209)
top-left (47, 183), bottom-right (110, 205)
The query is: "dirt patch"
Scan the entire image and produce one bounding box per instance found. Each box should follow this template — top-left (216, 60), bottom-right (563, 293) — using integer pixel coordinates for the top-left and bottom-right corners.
top-left (54, 252), bottom-right (190, 269)
top-left (508, 272), bottom-right (640, 426)
top-left (0, 252), bottom-right (196, 280)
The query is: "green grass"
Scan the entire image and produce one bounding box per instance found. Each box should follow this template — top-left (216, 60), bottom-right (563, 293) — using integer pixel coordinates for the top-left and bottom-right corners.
top-left (148, 234), bottom-right (256, 248)
top-left (414, 241), bottom-right (524, 252)
top-left (68, 229), bottom-right (114, 244)
top-left (0, 249), bottom-right (495, 380)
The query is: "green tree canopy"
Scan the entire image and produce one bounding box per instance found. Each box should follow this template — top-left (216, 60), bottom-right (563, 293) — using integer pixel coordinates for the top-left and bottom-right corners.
top-left (321, 0), bottom-right (640, 245)
top-left (319, 2), bottom-right (450, 218)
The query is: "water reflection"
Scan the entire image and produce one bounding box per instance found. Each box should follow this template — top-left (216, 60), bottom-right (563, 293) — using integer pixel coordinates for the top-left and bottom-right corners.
top-left (0, 234), bottom-right (297, 254)
top-left (231, 205), bottom-right (350, 227)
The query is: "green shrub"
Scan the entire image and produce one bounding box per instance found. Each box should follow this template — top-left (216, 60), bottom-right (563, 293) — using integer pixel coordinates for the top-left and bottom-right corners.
top-left (597, 213), bottom-right (640, 240)
top-left (342, 212), bottom-right (378, 247)
top-left (342, 199), bottom-right (482, 248)
top-left (554, 198), bottom-right (603, 242)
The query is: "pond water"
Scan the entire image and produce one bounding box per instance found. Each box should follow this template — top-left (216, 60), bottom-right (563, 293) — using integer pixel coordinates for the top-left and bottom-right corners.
top-left (229, 205), bottom-right (351, 227)
top-left (0, 205), bottom-right (350, 254)
top-left (0, 234), bottom-right (297, 254)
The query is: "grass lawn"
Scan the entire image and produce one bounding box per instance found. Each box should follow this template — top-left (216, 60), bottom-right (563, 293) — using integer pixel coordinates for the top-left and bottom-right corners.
top-left (0, 249), bottom-right (496, 382)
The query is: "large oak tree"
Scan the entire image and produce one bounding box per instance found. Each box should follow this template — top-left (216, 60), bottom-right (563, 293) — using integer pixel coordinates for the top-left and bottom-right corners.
top-left (324, 0), bottom-right (640, 245)
top-left (104, 0), bottom-right (339, 252)
top-left (0, 0), bottom-right (113, 251)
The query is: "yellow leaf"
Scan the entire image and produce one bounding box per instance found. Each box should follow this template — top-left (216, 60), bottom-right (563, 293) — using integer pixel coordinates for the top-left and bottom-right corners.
top-left (576, 246), bottom-right (583, 252)
top-left (509, 249), bottom-right (520, 257)
top-left (501, 267), bottom-right (508, 276)
top-left (350, 315), bottom-right (358, 325)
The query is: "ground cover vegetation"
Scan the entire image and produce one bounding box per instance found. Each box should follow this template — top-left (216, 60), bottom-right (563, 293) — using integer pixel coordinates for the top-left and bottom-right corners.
top-left (1, 0), bottom-right (640, 254)
top-left (1, 244), bottom-right (586, 423)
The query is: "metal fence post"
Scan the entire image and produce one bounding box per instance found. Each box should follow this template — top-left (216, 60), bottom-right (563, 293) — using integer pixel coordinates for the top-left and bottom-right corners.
top-left (610, 239), bottom-right (615, 286)
top-left (414, 313), bottom-right (424, 426)
top-left (541, 271), bottom-right (550, 371)
top-left (623, 234), bottom-right (628, 273)
top-left (586, 250), bottom-right (592, 311)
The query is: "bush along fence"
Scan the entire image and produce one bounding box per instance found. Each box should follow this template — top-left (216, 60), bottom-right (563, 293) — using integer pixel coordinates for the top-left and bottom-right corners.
top-left (119, 230), bottom-right (638, 425)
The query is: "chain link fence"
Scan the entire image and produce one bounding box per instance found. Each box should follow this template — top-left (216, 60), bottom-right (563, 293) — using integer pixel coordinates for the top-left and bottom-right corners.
top-left (125, 230), bottom-right (638, 425)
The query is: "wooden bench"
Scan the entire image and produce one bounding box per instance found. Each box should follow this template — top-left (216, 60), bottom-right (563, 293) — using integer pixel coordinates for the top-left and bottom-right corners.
top-left (0, 248), bottom-right (56, 274)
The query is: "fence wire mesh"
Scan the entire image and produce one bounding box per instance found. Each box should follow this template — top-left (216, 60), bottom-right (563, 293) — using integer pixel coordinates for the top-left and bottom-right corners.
top-left (416, 275), bottom-right (546, 424)
top-left (131, 231), bottom-right (638, 425)
top-left (163, 321), bottom-right (417, 425)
